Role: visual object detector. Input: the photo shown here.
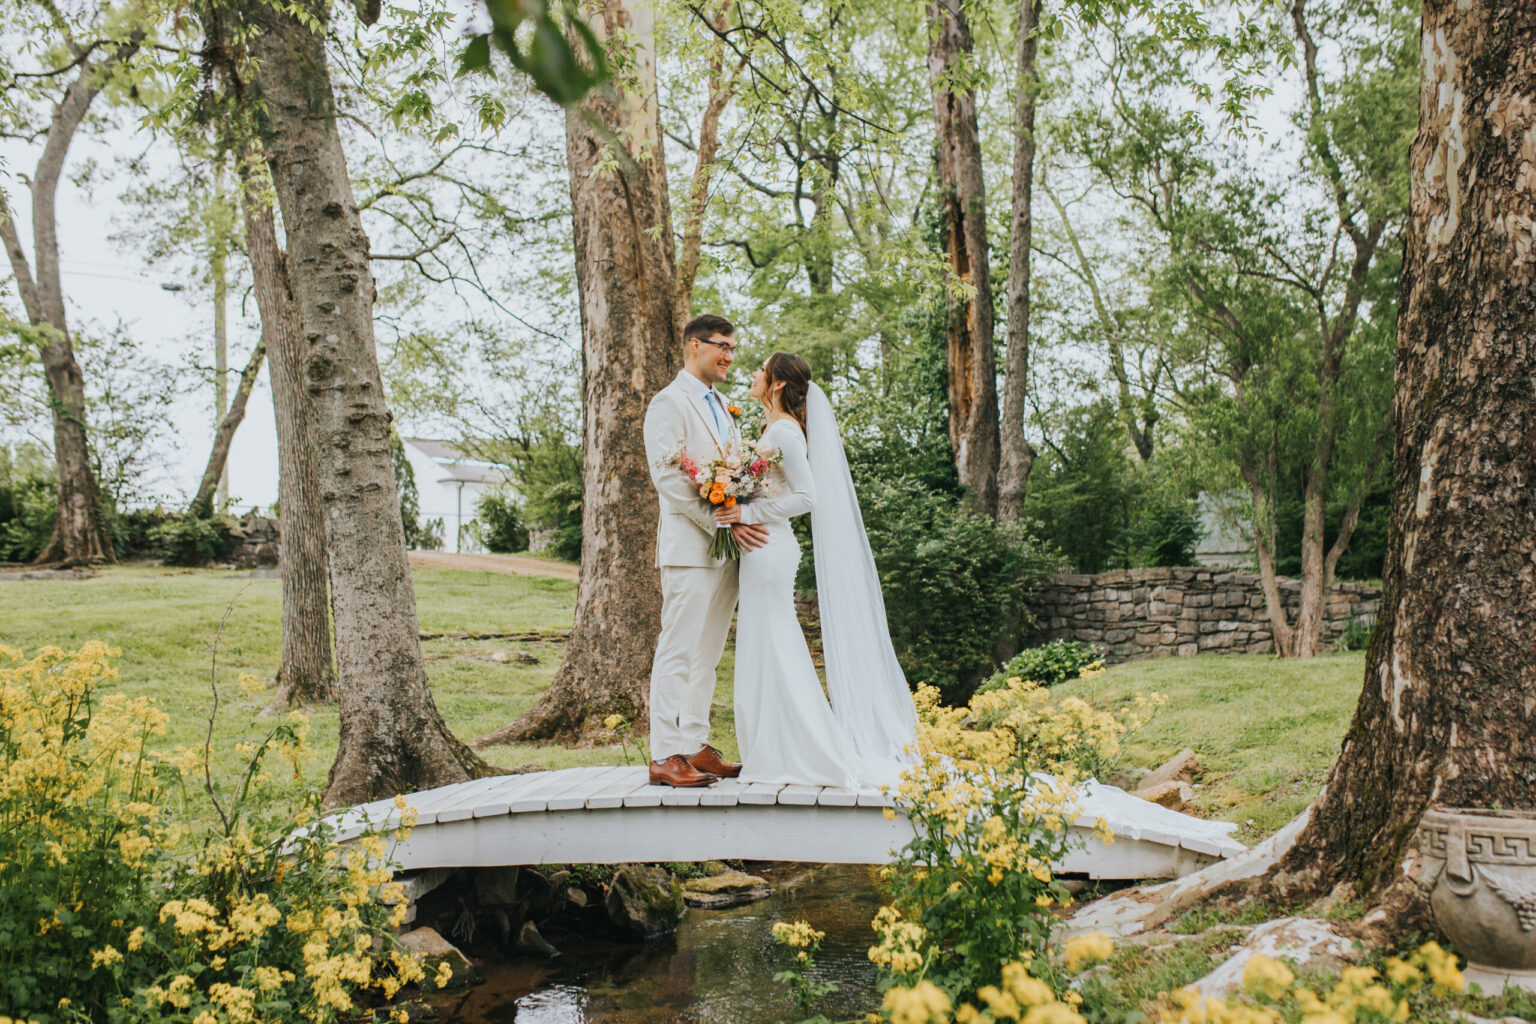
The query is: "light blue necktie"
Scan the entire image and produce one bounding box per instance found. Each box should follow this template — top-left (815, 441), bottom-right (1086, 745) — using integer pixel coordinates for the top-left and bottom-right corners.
top-left (705, 390), bottom-right (725, 439)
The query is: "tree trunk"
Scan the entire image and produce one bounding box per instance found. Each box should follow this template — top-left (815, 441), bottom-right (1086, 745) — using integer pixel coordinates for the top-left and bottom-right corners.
top-left (189, 338), bottom-right (265, 517)
top-left (246, 0), bottom-right (488, 804)
top-left (241, 172), bottom-right (336, 708)
top-left (928, 0), bottom-right (1001, 516)
top-left (477, 0), bottom-right (677, 748)
top-left (675, 0), bottom-right (741, 324)
top-left (1277, 0), bottom-right (1536, 901)
top-left (0, 44), bottom-right (138, 567)
top-left (213, 225), bottom-right (230, 509)
top-left (997, 0), bottom-right (1041, 524)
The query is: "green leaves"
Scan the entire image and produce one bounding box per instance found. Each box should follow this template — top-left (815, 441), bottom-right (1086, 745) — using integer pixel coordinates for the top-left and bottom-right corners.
top-left (460, 0), bottom-right (610, 107)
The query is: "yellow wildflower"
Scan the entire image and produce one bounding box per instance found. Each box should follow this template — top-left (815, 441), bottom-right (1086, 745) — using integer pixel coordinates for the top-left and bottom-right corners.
top-left (1062, 932), bottom-right (1113, 972)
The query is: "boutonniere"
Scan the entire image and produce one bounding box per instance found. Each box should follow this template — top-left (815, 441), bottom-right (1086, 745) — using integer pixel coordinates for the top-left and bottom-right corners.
top-left (726, 403), bottom-right (742, 417)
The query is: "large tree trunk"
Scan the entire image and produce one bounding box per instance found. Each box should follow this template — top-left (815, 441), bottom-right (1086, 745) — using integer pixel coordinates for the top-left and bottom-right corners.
top-left (0, 44), bottom-right (138, 566)
top-left (928, 0), bottom-right (1001, 516)
top-left (241, 173), bottom-right (336, 708)
top-left (997, 0), bottom-right (1041, 524)
top-left (189, 338), bottom-right (265, 516)
top-left (477, 0), bottom-right (678, 748)
top-left (1277, 0), bottom-right (1536, 901)
top-left (246, 0), bottom-right (487, 804)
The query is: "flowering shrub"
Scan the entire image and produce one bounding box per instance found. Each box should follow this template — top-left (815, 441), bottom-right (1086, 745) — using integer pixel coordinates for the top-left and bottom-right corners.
top-left (1151, 943), bottom-right (1467, 1024)
top-left (873, 680), bottom-right (1162, 1003)
top-left (878, 938), bottom-right (1467, 1024)
top-left (979, 640), bottom-right (1105, 693)
top-left (0, 643), bottom-right (432, 1024)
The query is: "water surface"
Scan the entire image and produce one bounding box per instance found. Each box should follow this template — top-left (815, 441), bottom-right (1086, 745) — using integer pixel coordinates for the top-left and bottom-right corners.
top-left (439, 863), bottom-right (885, 1023)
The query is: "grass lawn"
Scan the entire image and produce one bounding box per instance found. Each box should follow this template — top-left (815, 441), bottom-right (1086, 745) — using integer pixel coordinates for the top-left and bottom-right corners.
top-left (1054, 651), bottom-right (1366, 841)
top-left (1, 564), bottom-right (1352, 842)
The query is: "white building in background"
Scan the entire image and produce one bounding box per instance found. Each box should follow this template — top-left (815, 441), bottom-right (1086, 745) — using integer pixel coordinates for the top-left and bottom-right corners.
top-left (398, 438), bottom-right (513, 553)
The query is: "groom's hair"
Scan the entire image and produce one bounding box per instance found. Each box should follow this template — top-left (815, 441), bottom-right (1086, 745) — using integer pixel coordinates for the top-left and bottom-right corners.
top-left (683, 314), bottom-right (735, 344)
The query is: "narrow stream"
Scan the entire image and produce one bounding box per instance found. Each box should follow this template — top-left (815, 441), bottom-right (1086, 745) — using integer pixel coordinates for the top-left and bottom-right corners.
top-left (439, 863), bottom-right (886, 1023)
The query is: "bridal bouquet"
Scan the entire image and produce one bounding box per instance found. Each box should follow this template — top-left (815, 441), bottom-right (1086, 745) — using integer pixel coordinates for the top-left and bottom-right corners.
top-left (665, 439), bottom-right (782, 559)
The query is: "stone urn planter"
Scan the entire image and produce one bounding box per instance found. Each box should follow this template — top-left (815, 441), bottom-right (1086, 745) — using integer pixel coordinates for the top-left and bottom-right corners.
top-left (1417, 808), bottom-right (1536, 993)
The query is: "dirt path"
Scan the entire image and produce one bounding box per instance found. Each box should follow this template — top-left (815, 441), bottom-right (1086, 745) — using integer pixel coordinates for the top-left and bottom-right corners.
top-left (408, 550), bottom-right (579, 582)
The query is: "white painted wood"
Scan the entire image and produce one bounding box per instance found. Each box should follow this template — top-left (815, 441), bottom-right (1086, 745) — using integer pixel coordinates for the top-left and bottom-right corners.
top-left (548, 766), bottom-right (633, 811)
top-left (472, 772), bottom-right (553, 818)
top-left (320, 764), bottom-right (1247, 880)
top-left (510, 766), bottom-right (612, 813)
top-left (816, 787), bottom-right (859, 807)
top-left (661, 783), bottom-right (710, 807)
top-left (739, 782), bottom-right (784, 806)
top-left (621, 781), bottom-right (665, 808)
top-left (700, 778), bottom-right (747, 807)
top-left (583, 767), bottom-right (650, 809)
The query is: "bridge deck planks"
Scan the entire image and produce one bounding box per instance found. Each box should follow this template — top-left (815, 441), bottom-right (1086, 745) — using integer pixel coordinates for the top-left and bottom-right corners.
top-left (322, 764), bottom-right (1245, 878)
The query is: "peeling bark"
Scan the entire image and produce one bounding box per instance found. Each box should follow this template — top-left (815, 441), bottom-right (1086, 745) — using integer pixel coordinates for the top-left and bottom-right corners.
top-left (245, 0), bottom-right (488, 803)
top-left (928, 0), bottom-right (1001, 516)
top-left (1278, 0), bottom-right (1536, 901)
top-left (478, 0), bottom-right (677, 748)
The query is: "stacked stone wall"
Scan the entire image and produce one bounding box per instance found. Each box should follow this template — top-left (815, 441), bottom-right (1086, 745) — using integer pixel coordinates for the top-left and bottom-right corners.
top-left (1026, 567), bottom-right (1380, 663)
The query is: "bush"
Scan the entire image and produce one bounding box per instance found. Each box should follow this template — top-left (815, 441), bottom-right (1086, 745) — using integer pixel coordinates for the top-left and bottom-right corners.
top-left (857, 479), bottom-right (1058, 699)
top-left (0, 643), bottom-right (437, 1024)
top-left (511, 441), bottom-right (582, 562)
top-left (0, 445), bottom-right (57, 563)
top-left (980, 639), bottom-right (1106, 693)
top-left (873, 679), bottom-right (1163, 1003)
top-left (149, 511), bottom-right (241, 566)
top-left (475, 489), bottom-right (530, 553)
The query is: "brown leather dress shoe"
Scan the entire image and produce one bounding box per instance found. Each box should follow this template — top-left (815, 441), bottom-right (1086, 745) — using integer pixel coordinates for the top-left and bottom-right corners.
top-left (649, 754), bottom-right (718, 787)
top-left (689, 744), bottom-right (742, 779)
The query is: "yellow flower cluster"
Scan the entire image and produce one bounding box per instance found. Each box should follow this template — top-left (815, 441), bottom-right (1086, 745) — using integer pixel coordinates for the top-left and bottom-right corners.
top-left (1153, 943), bottom-right (1465, 1024)
top-left (882, 959), bottom-right (1091, 1024)
top-left (884, 979), bottom-right (953, 1024)
top-left (772, 919), bottom-right (826, 949)
top-left (869, 906), bottom-right (929, 974)
top-left (603, 714), bottom-right (626, 731)
top-left (1061, 932), bottom-right (1114, 973)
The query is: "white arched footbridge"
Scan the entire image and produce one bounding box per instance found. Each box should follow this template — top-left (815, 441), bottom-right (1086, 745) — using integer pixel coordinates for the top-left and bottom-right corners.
top-left (326, 765), bottom-right (1244, 881)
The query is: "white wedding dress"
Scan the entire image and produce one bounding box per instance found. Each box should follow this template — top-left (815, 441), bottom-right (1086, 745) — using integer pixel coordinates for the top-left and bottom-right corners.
top-left (733, 386), bottom-right (920, 790)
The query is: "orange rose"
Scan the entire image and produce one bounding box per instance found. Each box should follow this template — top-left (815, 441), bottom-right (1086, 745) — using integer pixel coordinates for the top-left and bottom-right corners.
top-left (709, 485), bottom-right (726, 504)
top-left (727, 404), bottom-right (742, 416)
top-left (724, 496), bottom-right (737, 508)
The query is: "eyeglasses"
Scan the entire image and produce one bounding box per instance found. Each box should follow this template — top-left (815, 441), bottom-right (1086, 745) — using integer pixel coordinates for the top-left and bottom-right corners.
top-left (697, 338), bottom-right (738, 356)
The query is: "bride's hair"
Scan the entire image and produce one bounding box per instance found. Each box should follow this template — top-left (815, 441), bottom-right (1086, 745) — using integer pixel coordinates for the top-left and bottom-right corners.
top-left (763, 352), bottom-right (812, 433)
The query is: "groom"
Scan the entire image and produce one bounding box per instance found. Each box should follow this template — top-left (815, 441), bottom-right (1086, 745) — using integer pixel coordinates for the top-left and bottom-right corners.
top-left (642, 314), bottom-right (768, 787)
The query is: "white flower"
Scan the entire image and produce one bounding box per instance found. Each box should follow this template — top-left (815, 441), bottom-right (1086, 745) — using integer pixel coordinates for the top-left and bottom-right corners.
top-left (755, 442), bottom-right (778, 460)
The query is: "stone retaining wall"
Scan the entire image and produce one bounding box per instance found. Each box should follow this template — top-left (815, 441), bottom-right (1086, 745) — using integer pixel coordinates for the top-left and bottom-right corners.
top-left (1026, 568), bottom-right (1380, 663)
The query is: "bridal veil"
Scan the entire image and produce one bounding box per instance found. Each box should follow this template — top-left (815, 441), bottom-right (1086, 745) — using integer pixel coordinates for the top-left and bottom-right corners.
top-left (804, 382), bottom-right (919, 786)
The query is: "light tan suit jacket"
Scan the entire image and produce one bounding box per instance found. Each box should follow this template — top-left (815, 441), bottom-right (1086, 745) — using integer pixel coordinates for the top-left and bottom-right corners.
top-left (644, 370), bottom-right (742, 568)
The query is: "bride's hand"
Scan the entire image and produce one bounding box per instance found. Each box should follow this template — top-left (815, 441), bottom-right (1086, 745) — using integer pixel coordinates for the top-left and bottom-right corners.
top-left (715, 504), bottom-right (742, 524)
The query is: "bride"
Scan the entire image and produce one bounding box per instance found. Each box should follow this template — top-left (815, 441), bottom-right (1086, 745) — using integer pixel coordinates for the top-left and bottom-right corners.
top-left (713, 352), bottom-right (919, 790)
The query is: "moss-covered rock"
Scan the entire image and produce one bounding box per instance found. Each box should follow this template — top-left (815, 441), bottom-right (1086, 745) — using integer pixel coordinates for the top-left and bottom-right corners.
top-left (605, 864), bottom-right (684, 939)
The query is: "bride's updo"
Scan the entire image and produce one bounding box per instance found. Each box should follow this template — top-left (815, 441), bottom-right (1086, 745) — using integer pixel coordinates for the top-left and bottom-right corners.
top-left (763, 352), bottom-right (812, 433)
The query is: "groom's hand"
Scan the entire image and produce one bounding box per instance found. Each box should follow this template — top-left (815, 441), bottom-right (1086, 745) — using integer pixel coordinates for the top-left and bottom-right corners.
top-left (731, 523), bottom-right (769, 551)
